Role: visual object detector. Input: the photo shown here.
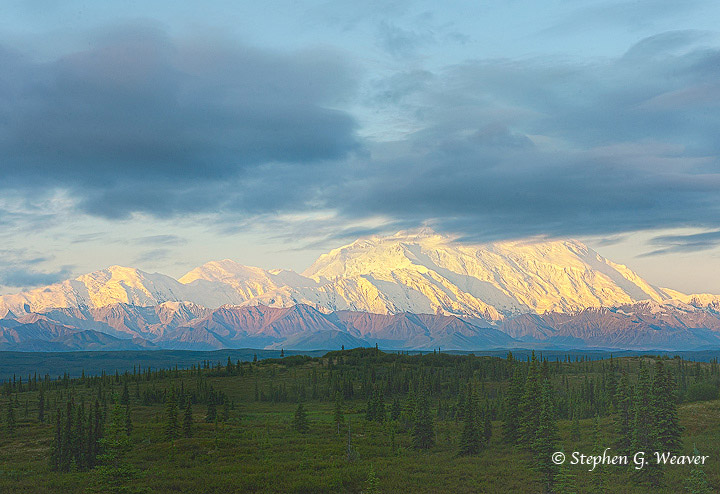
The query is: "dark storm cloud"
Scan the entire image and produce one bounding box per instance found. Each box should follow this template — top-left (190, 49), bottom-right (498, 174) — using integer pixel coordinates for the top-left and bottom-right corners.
top-left (0, 24), bottom-right (359, 218)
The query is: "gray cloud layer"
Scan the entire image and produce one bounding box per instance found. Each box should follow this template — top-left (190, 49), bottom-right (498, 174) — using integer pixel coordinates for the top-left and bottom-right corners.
top-left (2, 25), bottom-right (720, 251)
top-left (0, 25), bottom-right (359, 219)
top-left (332, 30), bottom-right (720, 243)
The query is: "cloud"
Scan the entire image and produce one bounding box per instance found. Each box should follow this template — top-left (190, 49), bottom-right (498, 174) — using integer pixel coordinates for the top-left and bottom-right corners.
top-left (70, 233), bottom-right (108, 244)
top-left (3, 24), bottom-right (720, 250)
top-left (132, 236), bottom-right (186, 264)
top-left (320, 33), bottom-right (720, 242)
top-left (591, 235), bottom-right (629, 247)
top-left (642, 230), bottom-right (720, 256)
top-left (620, 30), bottom-right (710, 61)
top-left (133, 248), bottom-right (171, 264)
top-left (540, 1), bottom-right (705, 36)
top-left (377, 21), bottom-right (432, 58)
top-left (136, 235), bottom-right (187, 246)
top-left (0, 249), bottom-right (75, 288)
top-left (0, 24), bottom-right (360, 219)
top-left (307, 0), bottom-right (416, 32)
top-left (0, 266), bottom-right (75, 288)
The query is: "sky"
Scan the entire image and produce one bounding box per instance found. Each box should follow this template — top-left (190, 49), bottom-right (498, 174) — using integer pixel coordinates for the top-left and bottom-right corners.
top-left (1, 0), bottom-right (720, 294)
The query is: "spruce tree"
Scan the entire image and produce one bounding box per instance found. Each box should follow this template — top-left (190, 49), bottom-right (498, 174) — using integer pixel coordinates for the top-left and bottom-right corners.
top-left (652, 360), bottom-right (682, 454)
top-left (61, 402), bottom-right (73, 471)
top-left (553, 448), bottom-right (578, 494)
top-left (614, 370), bottom-right (632, 454)
top-left (459, 384), bottom-right (481, 456)
top-left (504, 366), bottom-right (525, 444)
top-left (183, 400), bottom-right (194, 438)
top-left (293, 402), bottom-right (309, 434)
top-left (520, 352), bottom-right (542, 447)
top-left (364, 465), bottom-right (380, 494)
top-left (75, 401), bottom-right (92, 469)
top-left (84, 405), bottom-right (97, 469)
top-left (95, 404), bottom-right (137, 493)
top-left (631, 367), bottom-right (662, 486)
top-left (483, 405), bottom-right (492, 444)
top-left (374, 389), bottom-right (386, 423)
top-left (93, 400), bottom-right (103, 462)
top-left (49, 399), bottom-right (104, 473)
top-left (412, 393), bottom-right (434, 449)
top-left (120, 382), bottom-right (129, 406)
top-left (590, 415), bottom-right (606, 493)
top-left (165, 395), bottom-right (179, 441)
top-left (49, 412), bottom-right (63, 471)
top-left (532, 379), bottom-right (559, 492)
top-left (684, 446), bottom-right (712, 494)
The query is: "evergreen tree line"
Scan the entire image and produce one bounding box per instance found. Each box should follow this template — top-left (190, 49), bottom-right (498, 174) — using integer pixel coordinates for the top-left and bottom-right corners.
top-left (49, 399), bottom-right (108, 472)
top-left (615, 360), bottom-right (683, 487)
top-left (503, 352), bottom-right (561, 490)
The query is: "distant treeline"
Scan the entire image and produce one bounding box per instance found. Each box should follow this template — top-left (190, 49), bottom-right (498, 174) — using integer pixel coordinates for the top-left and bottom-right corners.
top-left (2, 347), bottom-right (720, 380)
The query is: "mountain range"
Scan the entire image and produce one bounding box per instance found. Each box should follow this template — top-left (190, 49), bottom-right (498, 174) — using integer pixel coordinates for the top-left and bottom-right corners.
top-left (1, 229), bottom-right (719, 351)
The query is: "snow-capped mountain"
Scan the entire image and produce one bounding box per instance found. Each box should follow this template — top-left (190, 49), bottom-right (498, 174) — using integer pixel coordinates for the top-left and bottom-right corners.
top-left (1, 229), bottom-right (718, 324)
top-left (300, 229), bottom-right (675, 318)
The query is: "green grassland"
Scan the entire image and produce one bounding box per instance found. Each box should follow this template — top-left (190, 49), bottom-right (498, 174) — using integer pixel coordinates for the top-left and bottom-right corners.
top-left (0, 350), bottom-right (718, 493)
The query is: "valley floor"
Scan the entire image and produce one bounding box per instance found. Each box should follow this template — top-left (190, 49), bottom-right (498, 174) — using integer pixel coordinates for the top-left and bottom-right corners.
top-left (0, 352), bottom-right (717, 493)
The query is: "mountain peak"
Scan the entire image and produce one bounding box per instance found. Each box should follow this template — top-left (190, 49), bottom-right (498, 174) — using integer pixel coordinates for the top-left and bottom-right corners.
top-left (390, 227), bottom-right (449, 242)
top-left (0, 230), bottom-right (715, 322)
top-left (179, 260), bottom-right (269, 285)
top-left (301, 231), bottom-right (672, 317)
